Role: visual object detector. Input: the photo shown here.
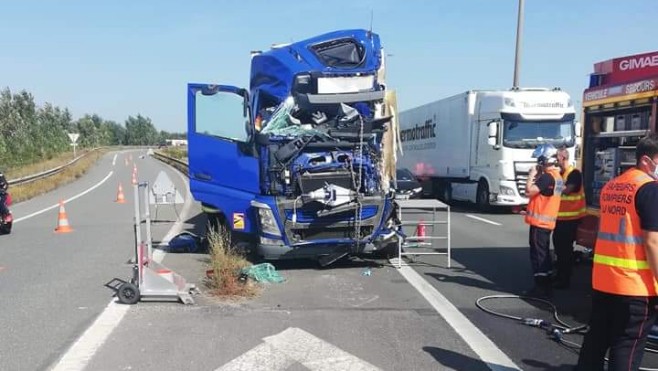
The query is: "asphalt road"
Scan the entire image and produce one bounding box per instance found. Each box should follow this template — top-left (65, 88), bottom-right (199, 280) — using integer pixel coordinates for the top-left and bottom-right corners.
top-left (411, 202), bottom-right (658, 370)
top-left (0, 150), bottom-right (184, 371)
top-left (5, 152), bottom-right (658, 371)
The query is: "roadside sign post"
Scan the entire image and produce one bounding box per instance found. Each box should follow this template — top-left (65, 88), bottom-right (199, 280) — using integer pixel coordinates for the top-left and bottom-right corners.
top-left (67, 133), bottom-right (80, 158)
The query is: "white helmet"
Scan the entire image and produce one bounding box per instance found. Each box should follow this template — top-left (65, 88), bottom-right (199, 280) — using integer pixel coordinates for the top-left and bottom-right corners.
top-left (531, 143), bottom-right (558, 166)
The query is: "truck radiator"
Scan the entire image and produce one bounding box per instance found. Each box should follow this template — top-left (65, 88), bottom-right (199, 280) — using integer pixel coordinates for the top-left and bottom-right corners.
top-left (291, 226), bottom-right (374, 241)
top-left (277, 200), bottom-right (383, 243)
top-left (514, 161), bottom-right (536, 197)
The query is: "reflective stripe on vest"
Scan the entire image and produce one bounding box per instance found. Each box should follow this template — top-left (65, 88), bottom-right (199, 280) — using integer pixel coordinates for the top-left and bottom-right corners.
top-left (557, 166), bottom-right (586, 221)
top-left (593, 253), bottom-right (650, 270)
top-left (524, 167), bottom-right (563, 230)
top-left (592, 168), bottom-right (657, 296)
top-left (526, 211), bottom-right (557, 223)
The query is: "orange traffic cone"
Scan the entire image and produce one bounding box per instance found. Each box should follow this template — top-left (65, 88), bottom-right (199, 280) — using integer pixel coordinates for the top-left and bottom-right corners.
top-left (55, 200), bottom-right (73, 233)
top-left (415, 219), bottom-right (426, 242)
top-left (124, 157), bottom-right (129, 167)
top-left (116, 183), bottom-right (126, 203)
top-left (131, 171), bottom-right (137, 185)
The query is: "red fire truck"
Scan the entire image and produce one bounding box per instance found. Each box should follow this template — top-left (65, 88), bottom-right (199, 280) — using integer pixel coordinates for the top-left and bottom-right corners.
top-left (577, 51), bottom-right (658, 249)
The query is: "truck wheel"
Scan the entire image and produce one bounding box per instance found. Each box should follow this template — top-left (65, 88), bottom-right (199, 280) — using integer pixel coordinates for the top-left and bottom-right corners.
top-left (205, 213), bottom-right (258, 260)
top-left (476, 180), bottom-right (490, 212)
top-left (442, 182), bottom-right (452, 204)
top-left (206, 213), bottom-right (224, 235)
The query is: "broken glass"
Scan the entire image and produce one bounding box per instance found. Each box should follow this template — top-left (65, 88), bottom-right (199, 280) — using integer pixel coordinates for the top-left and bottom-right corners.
top-left (260, 96), bottom-right (333, 139)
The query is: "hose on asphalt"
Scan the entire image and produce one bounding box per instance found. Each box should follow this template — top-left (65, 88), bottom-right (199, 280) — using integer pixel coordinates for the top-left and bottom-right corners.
top-left (475, 294), bottom-right (658, 371)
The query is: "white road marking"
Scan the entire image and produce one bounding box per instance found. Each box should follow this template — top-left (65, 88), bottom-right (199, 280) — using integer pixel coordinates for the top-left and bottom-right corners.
top-left (217, 327), bottom-right (381, 371)
top-left (112, 154), bottom-right (117, 166)
top-left (14, 171), bottom-right (114, 223)
top-left (216, 343), bottom-right (296, 371)
top-left (465, 214), bottom-right (502, 226)
top-left (391, 260), bottom-right (520, 371)
top-left (50, 300), bottom-right (130, 371)
top-left (49, 159), bottom-right (192, 371)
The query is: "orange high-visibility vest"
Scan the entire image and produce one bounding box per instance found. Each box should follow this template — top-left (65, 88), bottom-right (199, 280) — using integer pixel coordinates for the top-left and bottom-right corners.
top-left (557, 166), bottom-right (586, 221)
top-left (593, 168), bottom-right (658, 296)
top-left (525, 167), bottom-right (563, 230)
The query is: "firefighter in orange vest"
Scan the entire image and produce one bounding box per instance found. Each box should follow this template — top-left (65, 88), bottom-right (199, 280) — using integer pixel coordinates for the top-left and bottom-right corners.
top-left (552, 148), bottom-right (586, 289)
top-left (576, 134), bottom-right (658, 370)
top-left (524, 143), bottom-right (563, 297)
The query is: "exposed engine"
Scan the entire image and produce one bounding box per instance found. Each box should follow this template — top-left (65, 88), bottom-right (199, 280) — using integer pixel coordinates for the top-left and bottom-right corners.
top-left (255, 95), bottom-right (393, 244)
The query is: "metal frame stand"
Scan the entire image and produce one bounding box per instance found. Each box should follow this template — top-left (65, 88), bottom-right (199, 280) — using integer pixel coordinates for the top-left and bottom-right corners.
top-left (112, 182), bottom-right (197, 305)
top-left (152, 190), bottom-right (181, 222)
top-left (394, 199), bottom-right (451, 269)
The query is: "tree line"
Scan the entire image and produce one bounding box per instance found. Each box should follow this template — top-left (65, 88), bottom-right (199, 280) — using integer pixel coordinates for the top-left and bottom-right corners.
top-left (0, 87), bottom-right (184, 169)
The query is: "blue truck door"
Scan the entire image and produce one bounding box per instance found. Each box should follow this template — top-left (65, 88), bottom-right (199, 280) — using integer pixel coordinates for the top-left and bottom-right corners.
top-left (187, 84), bottom-right (260, 222)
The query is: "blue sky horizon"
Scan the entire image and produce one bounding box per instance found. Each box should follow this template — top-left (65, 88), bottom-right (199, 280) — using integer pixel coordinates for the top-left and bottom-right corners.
top-left (2, 0), bottom-right (656, 133)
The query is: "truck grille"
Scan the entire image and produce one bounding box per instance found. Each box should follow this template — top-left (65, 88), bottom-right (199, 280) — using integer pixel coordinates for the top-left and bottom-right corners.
top-left (276, 197), bottom-right (385, 244)
top-left (291, 226), bottom-right (374, 241)
top-left (514, 161), bottom-right (535, 197)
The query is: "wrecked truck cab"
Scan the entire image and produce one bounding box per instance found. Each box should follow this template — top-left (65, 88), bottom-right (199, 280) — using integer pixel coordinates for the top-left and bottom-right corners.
top-left (187, 29), bottom-right (400, 265)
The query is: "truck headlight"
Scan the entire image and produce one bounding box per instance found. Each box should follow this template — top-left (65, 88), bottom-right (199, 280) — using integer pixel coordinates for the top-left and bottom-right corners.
top-left (260, 236), bottom-right (282, 245)
top-left (251, 201), bottom-right (281, 237)
top-left (499, 185), bottom-right (516, 196)
top-left (412, 187), bottom-right (422, 194)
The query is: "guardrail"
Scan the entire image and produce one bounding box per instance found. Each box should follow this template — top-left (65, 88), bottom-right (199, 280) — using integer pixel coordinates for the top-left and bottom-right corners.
top-left (8, 148), bottom-right (103, 186)
top-left (151, 151), bottom-right (189, 176)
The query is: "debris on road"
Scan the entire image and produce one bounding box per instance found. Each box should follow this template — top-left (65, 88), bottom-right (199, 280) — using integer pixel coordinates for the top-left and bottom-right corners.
top-left (241, 263), bottom-right (285, 284)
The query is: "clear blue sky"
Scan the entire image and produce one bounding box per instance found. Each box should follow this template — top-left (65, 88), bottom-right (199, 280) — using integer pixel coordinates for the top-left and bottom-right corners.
top-left (1, 0), bottom-right (656, 133)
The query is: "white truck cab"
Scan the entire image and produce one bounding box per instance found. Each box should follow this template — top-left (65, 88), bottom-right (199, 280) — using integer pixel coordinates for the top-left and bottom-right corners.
top-left (398, 88), bottom-right (577, 210)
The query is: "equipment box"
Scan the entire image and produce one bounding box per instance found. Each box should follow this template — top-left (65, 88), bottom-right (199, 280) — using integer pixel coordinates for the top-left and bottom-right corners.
top-left (593, 147), bottom-right (618, 183)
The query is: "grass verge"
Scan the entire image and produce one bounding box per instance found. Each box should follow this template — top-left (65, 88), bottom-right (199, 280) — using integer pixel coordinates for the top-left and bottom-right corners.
top-left (204, 225), bottom-right (260, 299)
top-left (9, 149), bottom-right (107, 203)
top-left (5, 150), bottom-right (94, 179)
top-left (160, 147), bottom-right (188, 162)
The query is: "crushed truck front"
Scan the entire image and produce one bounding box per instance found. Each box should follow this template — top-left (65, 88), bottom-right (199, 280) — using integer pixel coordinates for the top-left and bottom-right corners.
top-left (187, 29), bottom-right (401, 264)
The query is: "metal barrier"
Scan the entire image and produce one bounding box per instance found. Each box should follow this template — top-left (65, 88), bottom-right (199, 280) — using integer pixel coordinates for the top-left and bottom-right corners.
top-left (394, 199), bottom-right (451, 268)
top-left (151, 151), bottom-right (188, 176)
top-left (7, 148), bottom-right (104, 186)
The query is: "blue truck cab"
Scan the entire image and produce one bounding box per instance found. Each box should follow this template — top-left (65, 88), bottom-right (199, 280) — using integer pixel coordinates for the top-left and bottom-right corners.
top-left (187, 29), bottom-right (399, 265)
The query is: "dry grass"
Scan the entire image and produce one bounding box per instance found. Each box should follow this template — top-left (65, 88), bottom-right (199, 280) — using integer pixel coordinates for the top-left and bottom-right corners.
top-left (5, 150), bottom-right (94, 179)
top-left (161, 147), bottom-right (188, 162)
top-left (204, 225), bottom-right (260, 299)
top-left (10, 149), bottom-right (107, 203)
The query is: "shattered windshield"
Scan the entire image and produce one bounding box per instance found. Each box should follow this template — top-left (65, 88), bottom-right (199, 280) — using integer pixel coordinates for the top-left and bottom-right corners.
top-left (260, 96), bottom-right (368, 140)
top-left (260, 97), bottom-right (333, 138)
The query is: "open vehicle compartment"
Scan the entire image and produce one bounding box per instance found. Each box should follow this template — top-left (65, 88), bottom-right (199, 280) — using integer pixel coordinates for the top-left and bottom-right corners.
top-left (187, 29), bottom-right (402, 260)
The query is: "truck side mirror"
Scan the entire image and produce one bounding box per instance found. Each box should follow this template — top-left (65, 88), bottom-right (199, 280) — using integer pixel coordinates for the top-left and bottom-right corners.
top-left (575, 121), bottom-right (582, 138)
top-left (487, 120), bottom-right (500, 149)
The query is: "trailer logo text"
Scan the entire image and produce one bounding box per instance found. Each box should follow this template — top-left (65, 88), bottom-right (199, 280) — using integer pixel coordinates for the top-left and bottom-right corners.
top-left (619, 55), bottom-right (658, 72)
top-left (400, 118), bottom-right (436, 142)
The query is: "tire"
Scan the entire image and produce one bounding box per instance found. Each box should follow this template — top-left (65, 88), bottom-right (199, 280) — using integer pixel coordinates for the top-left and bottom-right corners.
top-left (0, 221), bottom-right (10, 235)
top-left (117, 282), bottom-right (140, 304)
top-left (476, 180), bottom-right (490, 212)
top-left (206, 213), bottom-right (224, 236)
top-left (442, 182), bottom-right (452, 205)
top-left (206, 212), bottom-right (258, 261)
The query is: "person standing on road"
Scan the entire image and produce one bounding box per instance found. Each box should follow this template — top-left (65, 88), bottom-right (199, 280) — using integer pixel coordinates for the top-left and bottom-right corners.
top-left (552, 148), bottom-right (586, 289)
top-left (576, 134), bottom-right (658, 371)
top-left (523, 143), bottom-right (564, 297)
